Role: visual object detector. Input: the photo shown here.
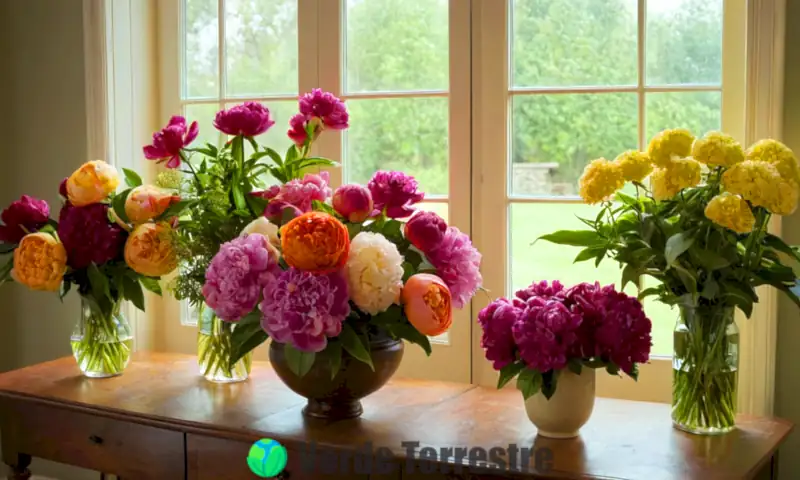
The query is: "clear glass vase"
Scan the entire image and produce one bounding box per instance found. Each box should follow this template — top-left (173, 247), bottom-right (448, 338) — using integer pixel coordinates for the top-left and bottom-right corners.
top-left (197, 304), bottom-right (252, 383)
top-left (672, 306), bottom-right (739, 435)
top-left (71, 297), bottom-right (133, 378)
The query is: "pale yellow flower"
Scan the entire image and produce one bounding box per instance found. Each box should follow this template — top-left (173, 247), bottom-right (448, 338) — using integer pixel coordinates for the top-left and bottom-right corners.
top-left (66, 160), bottom-right (120, 207)
top-left (746, 139), bottom-right (800, 185)
top-left (722, 160), bottom-right (799, 216)
top-left (578, 158), bottom-right (625, 204)
top-left (650, 158), bottom-right (702, 201)
top-left (704, 193), bottom-right (755, 234)
top-left (647, 129), bottom-right (695, 168)
top-left (692, 131), bottom-right (744, 167)
top-left (613, 150), bottom-right (653, 183)
top-left (344, 232), bottom-right (404, 315)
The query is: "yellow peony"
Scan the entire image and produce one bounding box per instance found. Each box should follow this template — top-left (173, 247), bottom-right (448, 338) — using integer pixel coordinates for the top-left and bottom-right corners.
top-left (124, 185), bottom-right (180, 224)
top-left (578, 158), bottom-right (625, 204)
top-left (12, 232), bottom-right (67, 291)
top-left (124, 223), bottom-right (178, 277)
top-left (647, 128), bottom-right (695, 168)
top-left (746, 139), bottom-right (800, 185)
top-left (692, 131), bottom-right (744, 167)
top-left (66, 160), bottom-right (120, 207)
top-left (704, 193), bottom-right (755, 234)
top-left (650, 158), bottom-right (702, 201)
top-left (613, 150), bottom-right (653, 183)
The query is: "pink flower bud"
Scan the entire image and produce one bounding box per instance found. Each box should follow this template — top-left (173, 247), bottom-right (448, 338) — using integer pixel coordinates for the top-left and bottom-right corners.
top-left (404, 211), bottom-right (447, 253)
top-left (332, 184), bottom-right (373, 223)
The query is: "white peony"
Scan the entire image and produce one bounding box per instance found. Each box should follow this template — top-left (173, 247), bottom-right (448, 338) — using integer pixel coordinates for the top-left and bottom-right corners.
top-left (240, 217), bottom-right (279, 245)
top-left (345, 232), bottom-right (404, 315)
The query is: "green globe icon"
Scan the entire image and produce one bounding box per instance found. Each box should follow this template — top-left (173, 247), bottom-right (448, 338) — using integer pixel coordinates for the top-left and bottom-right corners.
top-left (247, 438), bottom-right (288, 478)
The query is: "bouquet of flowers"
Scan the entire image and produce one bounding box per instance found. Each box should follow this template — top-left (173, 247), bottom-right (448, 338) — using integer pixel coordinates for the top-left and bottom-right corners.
top-left (539, 129), bottom-right (800, 434)
top-left (478, 280), bottom-right (652, 399)
top-left (0, 160), bottom-right (179, 377)
top-left (150, 89), bottom-right (482, 381)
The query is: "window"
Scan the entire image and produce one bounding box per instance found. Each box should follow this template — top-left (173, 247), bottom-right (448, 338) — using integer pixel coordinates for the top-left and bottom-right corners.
top-left (159, 0), bottom-right (746, 399)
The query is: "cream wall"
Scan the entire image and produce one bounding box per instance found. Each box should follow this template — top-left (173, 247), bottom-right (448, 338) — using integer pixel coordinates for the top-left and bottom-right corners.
top-left (776, 0), bottom-right (800, 477)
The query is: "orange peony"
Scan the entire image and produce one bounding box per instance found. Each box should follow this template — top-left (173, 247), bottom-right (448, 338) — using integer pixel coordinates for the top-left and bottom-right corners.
top-left (124, 222), bottom-right (178, 277)
top-left (124, 185), bottom-right (181, 223)
top-left (401, 273), bottom-right (453, 336)
top-left (66, 160), bottom-right (120, 207)
top-left (281, 212), bottom-right (350, 274)
top-left (12, 232), bottom-right (67, 291)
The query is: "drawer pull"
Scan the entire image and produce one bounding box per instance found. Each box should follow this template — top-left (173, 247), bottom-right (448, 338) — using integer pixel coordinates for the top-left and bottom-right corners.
top-left (88, 435), bottom-right (103, 445)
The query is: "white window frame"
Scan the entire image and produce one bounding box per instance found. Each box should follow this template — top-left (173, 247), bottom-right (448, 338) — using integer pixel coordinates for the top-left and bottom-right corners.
top-left (101, 0), bottom-right (786, 407)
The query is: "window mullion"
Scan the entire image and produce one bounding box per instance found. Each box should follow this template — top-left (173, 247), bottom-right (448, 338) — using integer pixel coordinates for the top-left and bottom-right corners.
top-left (637, 0), bottom-right (646, 150)
top-left (316, 0), bottom-right (343, 189)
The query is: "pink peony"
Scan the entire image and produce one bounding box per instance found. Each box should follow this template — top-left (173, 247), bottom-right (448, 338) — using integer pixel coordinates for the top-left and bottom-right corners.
top-left (477, 298), bottom-right (520, 370)
top-left (57, 203), bottom-right (126, 269)
top-left (298, 89), bottom-right (349, 130)
top-left (404, 211), bottom-right (447, 253)
top-left (260, 268), bottom-right (350, 352)
top-left (214, 102), bottom-right (275, 137)
top-left (202, 234), bottom-right (281, 322)
top-left (332, 184), bottom-right (373, 222)
top-left (259, 172), bottom-right (332, 223)
top-left (0, 195), bottom-right (50, 244)
top-left (287, 113), bottom-right (315, 146)
top-left (426, 226), bottom-right (482, 308)
top-left (368, 171), bottom-right (425, 219)
top-left (512, 297), bottom-right (582, 372)
top-left (143, 116), bottom-right (199, 169)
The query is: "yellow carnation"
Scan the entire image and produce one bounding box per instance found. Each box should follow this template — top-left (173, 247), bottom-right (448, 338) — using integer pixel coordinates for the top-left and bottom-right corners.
top-left (768, 180), bottom-right (799, 216)
top-left (578, 158), bottom-right (625, 204)
top-left (650, 158), bottom-right (702, 201)
top-left (692, 131), bottom-right (744, 167)
top-left (647, 128), bottom-right (695, 168)
top-left (704, 193), bottom-right (755, 234)
top-left (66, 160), bottom-right (120, 207)
top-left (746, 139), bottom-right (800, 184)
top-left (12, 232), bottom-right (67, 291)
top-left (613, 150), bottom-right (653, 183)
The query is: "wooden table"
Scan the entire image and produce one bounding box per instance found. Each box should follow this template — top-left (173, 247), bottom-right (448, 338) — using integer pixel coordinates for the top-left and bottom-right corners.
top-left (0, 352), bottom-right (792, 479)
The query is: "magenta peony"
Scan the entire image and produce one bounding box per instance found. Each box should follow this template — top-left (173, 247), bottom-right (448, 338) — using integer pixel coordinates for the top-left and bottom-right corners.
top-left (478, 298), bottom-right (520, 370)
top-left (202, 234), bottom-right (281, 322)
top-left (287, 113), bottom-right (317, 146)
top-left (260, 268), bottom-right (350, 352)
top-left (298, 89), bottom-right (349, 130)
top-left (368, 171), bottom-right (425, 219)
top-left (404, 211), bottom-right (447, 253)
top-left (57, 203), bottom-right (126, 269)
top-left (58, 178), bottom-right (68, 198)
top-left (332, 184), bottom-right (373, 222)
top-left (213, 102), bottom-right (275, 137)
top-left (0, 195), bottom-right (50, 244)
top-left (512, 297), bottom-right (582, 372)
top-left (426, 226), bottom-right (482, 309)
top-left (515, 280), bottom-right (565, 305)
top-left (143, 116), bottom-right (199, 169)
top-left (263, 201), bottom-right (303, 224)
top-left (260, 172), bottom-right (332, 223)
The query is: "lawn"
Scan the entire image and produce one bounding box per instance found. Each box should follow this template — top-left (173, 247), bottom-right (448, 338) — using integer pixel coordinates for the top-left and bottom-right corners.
top-left (509, 203), bottom-right (675, 357)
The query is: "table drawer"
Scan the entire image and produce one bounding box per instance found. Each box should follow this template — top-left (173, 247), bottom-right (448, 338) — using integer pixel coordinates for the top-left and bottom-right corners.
top-left (1, 400), bottom-right (184, 479)
top-left (187, 434), bottom-right (371, 480)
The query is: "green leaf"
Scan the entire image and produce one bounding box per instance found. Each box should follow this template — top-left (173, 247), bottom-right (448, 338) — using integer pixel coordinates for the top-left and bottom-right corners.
top-left (763, 233), bottom-right (800, 263)
top-left (700, 278), bottom-right (719, 300)
top-left (112, 188), bottom-right (132, 224)
top-left (614, 191), bottom-right (639, 207)
top-left (139, 277), bottom-right (162, 296)
top-left (605, 362), bottom-right (621, 376)
top-left (339, 323), bottom-right (374, 370)
top-left (229, 312), bottom-right (268, 367)
top-left (672, 265), bottom-right (697, 296)
top-left (87, 263), bottom-right (111, 301)
top-left (388, 321), bottom-right (433, 356)
top-left (346, 223), bottom-right (363, 239)
top-left (688, 246), bottom-right (730, 271)
top-left (0, 243), bottom-right (17, 254)
top-left (628, 363), bottom-right (640, 381)
top-left (245, 195), bottom-right (269, 217)
top-left (284, 343), bottom-right (317, 377)
top-left (158, 199), bottom-right (195, 220)
top-left (567, 358), bottom-right (583, 376)
top-left (540, 370), bottom-right (559, 400)
top-left (574, 246), bottom-right (605, 263)
top-left (497, 361), bottom-right (525, 389)
top-left (231, 184), bottom-right (247, 212)
top-left (122, 275), bottom-right (145, 311)
top-left (122, 168), bottom-right (143, 188)
top-left (621, 264), bottom-right (640, 291)
top-left (637, 287), bottom-right (661, 301)
top-left (312, 200), bottom-right (341, 218)
top-left (537, 230), bottom-right (604, 247)
top-left (372, 304), bottom-right (403, 326)
top-left (326, 341), bottom-right (343, 380)
top-left (59, 280), bottom-right (72, 301)
top-left (0, 256), bottom-right (14, 285)
top-left (665, 232), bottom-right (695, 265)
top-left (516, 368), bottom-right (543, 400)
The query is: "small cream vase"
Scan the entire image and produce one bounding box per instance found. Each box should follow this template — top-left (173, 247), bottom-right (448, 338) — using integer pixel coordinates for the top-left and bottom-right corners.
top-left (524, 368), bottom-right (596, 438)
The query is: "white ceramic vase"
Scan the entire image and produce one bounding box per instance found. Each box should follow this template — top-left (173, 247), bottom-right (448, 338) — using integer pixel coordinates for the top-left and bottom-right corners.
top-left (524, 368), bottom-right (596, 438)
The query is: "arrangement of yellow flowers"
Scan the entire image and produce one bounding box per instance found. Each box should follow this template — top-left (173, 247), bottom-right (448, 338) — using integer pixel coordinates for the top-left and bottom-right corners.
top-left (0, 160), bottom-right (181, 377)
top-left (541, 128), bottom-right (800, 435)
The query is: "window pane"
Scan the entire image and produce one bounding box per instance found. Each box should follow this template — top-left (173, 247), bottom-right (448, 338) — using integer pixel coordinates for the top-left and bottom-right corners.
top-left (646, 0), bottom-right (723, 85)
top-left (344, 0), bottom-right (448, 93)
top-left (511, 0), bottom-right (637, 88)
top-left (416, 202), bottom-right (449, 223)
top-left (184, 0), bottom-right (219, 98)
top-left (184, 103), bottom-right (221, 148)
top-left (510, 94), bottom-right (638, 197)
top-left (642, 277), bottom-right (676, 357)
top-left (225, 0), bottom-right (298, 96)
top-left (645, 91), bottom-right (721, 141)
top-left (344, 97), bottom-right (449, 196)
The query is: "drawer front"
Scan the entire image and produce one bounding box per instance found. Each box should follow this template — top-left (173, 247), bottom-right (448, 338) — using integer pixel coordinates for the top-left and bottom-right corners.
top-left (187, 434), bottom-right (371, 480)
top-left (1, 400), bottom-right (184, 479)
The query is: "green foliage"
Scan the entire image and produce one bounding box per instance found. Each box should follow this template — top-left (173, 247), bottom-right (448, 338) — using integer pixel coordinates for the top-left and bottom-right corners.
top-left (228, 310), bottom-right (268, 368)
top-left (284, 343), bottom-right (316, 377)
top-left (122, 168), bottom-right (143, 188)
